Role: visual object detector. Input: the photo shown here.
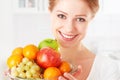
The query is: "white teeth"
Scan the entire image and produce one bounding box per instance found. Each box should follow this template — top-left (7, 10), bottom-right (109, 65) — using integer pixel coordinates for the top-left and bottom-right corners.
top-left (61, 33), bottom-right (75, 39)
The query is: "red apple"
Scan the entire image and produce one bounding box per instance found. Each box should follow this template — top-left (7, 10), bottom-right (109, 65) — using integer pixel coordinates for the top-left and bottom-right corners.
top-left (36, 47), bottom-right (61, 68)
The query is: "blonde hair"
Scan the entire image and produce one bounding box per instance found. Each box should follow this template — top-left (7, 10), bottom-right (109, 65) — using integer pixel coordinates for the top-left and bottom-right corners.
top-left (48, 0), bottom-right (99, 15)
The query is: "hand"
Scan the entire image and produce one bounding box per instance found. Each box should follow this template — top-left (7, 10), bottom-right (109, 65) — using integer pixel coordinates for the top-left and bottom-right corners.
top-left (58, 65), bottom-right (82, 80)
top-left (58, 72), bottom-right (77, 80)
top-left (4, 69), bottom-right (10, 76)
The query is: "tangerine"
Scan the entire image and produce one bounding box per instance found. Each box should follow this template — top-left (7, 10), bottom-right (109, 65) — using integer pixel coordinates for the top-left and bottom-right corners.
top-left (58, 61), bottom-right (72, 74)
top-left (12, 47), bottom-right (23, 56)
top-left (7, 55), bottom-right (23, 68)
top-left (23, 44), bottom-right (39, 60)
top-left (44, 67), bottom-right (62, 80)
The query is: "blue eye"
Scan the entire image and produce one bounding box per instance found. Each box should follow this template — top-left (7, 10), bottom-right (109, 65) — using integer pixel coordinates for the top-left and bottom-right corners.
top-left (76, 18), bottom-right (86, 22)
top-left (57, 14), bottom-right (66, 19)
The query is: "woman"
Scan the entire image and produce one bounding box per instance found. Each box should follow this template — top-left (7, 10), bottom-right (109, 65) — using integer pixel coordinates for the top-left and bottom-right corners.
top-left (48, 0), bottom-right (120, 80)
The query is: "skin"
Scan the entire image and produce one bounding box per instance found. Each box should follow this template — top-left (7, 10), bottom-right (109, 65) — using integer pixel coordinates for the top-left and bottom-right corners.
top-left (50, 0), bottom-right (96, 79)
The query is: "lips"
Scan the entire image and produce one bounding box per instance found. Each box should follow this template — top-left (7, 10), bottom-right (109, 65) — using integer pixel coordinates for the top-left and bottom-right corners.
top-left (61, 33), bottom-right (75, 39)
top-left (59, 31), bottom-right (77, 41)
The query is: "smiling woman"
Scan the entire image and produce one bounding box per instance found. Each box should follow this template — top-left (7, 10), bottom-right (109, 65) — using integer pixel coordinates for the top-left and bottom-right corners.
top-left (47, 0), bottom-right (120, 80)
top-left (1, 0), bottom-right (120, 80)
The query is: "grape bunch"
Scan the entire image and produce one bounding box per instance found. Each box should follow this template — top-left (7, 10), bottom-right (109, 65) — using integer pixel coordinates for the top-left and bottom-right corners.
top-left (10, 57), bottom-right (43, 79)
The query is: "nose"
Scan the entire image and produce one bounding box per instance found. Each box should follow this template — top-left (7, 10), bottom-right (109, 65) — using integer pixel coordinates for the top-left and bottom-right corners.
top-left (64, 19), bottom-right (75, 33)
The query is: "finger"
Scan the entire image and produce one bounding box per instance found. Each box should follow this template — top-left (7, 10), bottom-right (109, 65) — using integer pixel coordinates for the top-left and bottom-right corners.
top-left (64, 72), bottom-right (77, 80)
top-left (4, 69), bottom-right (10, 76)
top-left (72, 65), bottom-right (82, 77)
top-left (58, 76), bottom-right (67, 80)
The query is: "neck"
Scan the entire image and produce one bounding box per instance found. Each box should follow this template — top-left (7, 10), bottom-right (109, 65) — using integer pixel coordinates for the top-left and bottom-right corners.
top-left (58, 43), bottom-right (83, 60)
top-left (59, 43), bottom-right (82, 54)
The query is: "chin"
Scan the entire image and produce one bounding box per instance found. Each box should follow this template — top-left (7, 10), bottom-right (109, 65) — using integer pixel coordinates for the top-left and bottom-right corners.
top-left (57, 38), bottom-right (81, 48)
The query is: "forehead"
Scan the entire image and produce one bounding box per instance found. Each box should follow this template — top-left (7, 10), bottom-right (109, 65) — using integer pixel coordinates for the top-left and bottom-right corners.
top-left (53, 0), bottom-right (92, 16)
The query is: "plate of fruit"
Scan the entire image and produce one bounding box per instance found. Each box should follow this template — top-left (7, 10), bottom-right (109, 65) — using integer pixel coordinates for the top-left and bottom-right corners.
top-left (5, 38), bottom-right (78, 80)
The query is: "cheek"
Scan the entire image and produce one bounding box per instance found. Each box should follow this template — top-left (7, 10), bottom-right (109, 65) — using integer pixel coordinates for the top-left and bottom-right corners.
top-left (76, 23), bottom-right (88, 34)
top-left (51, 18), bottom-right (62, 30)
top-left (51, 18), bottom-right (61, 36)
top-left (51, 17), bottom-right (57, 29)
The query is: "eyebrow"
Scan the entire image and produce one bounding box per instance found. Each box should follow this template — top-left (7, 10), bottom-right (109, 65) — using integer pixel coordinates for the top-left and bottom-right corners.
top-left (56, 10), bottom-right (68, 15)
top-left (75, 15), bottom-right (87, 17)
top-left (56, 10), bottom-right (87, 17)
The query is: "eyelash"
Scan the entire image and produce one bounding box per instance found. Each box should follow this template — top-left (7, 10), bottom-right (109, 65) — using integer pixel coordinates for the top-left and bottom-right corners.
top-left (57, 14), bottom-right (86, 22)
top-left (76, 18), bottom-right (86, 22)
top-left (57, 14), bottom-right (66, 19)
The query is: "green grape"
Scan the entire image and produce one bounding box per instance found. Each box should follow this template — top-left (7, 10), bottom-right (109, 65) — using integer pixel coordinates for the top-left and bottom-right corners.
top-left (11, 71), bottom-right (19, 77)
top-left (32, 73), bottom-right (40, 78)
top-left (18, 62), bottom-right (25, 68)
top-left (18, 72), bottom-right (26, 78)
top-left (16, 67), bottom-right (21, 73)
top-left (30, 68), bottom-right (36, 74)
top-left (26, 61), bottom-right (33, 67)
top-left (11, 67), bottom-right (19, 77)
top-left (16, 66), bottom-right (24, 73)
top-left (26, 71), bottom-right (32, 78)
top-left (11, 57), bottom-right (43, 79)
top-left (24, 65), bottom-right (30, 71)
top-left (31, 65), bottom-right (38, 71)
top-left (33, 64), bottom-right (40, 71)
top-left (11, 66), bottom-right (17, 72)
top-left (22, 57), bottom-right (29, 64)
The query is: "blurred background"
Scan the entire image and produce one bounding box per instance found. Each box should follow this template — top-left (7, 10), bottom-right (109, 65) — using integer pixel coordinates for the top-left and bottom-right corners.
top-left (0, 0), bottom-right (120, 79)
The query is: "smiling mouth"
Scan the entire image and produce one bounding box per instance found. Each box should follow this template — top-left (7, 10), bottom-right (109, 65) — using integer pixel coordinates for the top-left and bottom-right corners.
top-left (59, 31), bottom-right (77, 40)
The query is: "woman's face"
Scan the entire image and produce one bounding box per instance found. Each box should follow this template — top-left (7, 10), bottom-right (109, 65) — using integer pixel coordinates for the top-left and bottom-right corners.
top-left (50, 0), bottom-right (93, 48)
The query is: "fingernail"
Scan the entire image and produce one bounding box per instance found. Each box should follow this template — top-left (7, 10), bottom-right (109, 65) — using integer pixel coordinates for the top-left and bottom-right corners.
top-left (64, 72), bottom-right (68, 76)
top-left (58, 76), bottom-right (62, 80)
top-left (78, 65), bottom-right (82, 69)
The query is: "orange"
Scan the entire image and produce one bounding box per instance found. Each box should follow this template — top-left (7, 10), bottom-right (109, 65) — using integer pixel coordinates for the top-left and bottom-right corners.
top-left (7, 55), bottom-right (23, 68)
top-left (12, 47), bottom-right (23, 56)
top-left (58, 61), bottom-right (72, 74)
top-left (23, 44), bottom-right (39, 60)
top-left (44, 67), bottom-right (62, 80)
